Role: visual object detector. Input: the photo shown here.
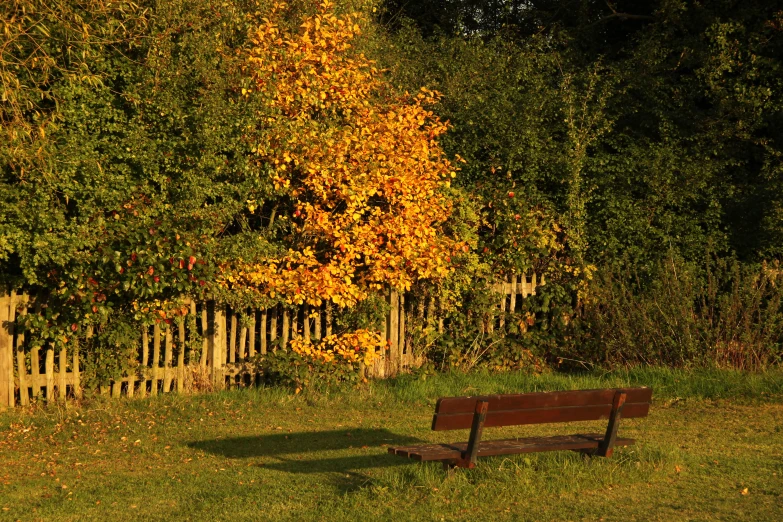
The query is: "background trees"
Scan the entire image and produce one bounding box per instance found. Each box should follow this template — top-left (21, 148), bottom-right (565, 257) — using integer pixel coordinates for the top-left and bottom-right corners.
top-left (378, 0), bottom-right (783, 368)
top-left (2, 0), bottom-right (781, 373)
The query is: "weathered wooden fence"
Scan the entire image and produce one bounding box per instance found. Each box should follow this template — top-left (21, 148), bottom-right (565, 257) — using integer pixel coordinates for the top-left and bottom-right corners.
top-left (0, 273), bottom-right (544, 407)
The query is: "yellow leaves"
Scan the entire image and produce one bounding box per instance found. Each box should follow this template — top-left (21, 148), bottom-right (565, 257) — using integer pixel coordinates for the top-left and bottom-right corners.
top-left (289, 329), bottom-right (382, 366)
top-left (224, 0), bottom-right (461, 307)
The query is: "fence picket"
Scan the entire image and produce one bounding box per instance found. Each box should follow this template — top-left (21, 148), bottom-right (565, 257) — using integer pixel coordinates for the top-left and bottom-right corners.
top-left (153, 324), bottom-right (161, 393)
top-left (164, 323), bottom-right (173, 392)
top-left (177, 317), bottom-right (185, 392)
top-left (499, 277), bottom-right (508, 329)
top-left (314, 304), bottom-right (322, 340)
top-left (200, 305), bottom-right (209, 367)
top-left (229, 312), bottom-right (237, 364)
top-left (248, 312), bottom-right (256, 358)
top-left (290, 309), bottom-right (298, 340)
top-left (73, 336), bottom-right (82, 399)
top-left (239, 325), bottom-right (248, 362)
top-left (509, 275), bottom-right (518, 313)
top-left (399, 293), bottom-right (405, 369)
top-left (212, 305), bottom-right (226, 389)
top-left (260, 308), bottom-right (268, 355)
top-left (389, 290), bottom-right (399, 374)
top-left (0, 292), bottom-right (12, 408)
top-left (44, 346), bottom-right (54, 401)
top-left (282, 309), bottom-right (290, 348)
top-left (270, 305), bottom-right (278, 350)
top-left (58, 346), bottom-right (67, 400)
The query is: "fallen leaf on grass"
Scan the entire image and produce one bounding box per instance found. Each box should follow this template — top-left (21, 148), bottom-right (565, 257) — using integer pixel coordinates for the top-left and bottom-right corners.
top-left (741, 488), bottom-right (749, 496)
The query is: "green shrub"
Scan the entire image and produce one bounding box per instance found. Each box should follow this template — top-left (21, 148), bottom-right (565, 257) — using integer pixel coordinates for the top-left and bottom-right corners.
top-left (566, 255), bottom-right (783, 370)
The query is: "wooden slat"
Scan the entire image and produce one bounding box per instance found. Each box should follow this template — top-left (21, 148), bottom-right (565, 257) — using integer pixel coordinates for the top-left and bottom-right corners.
top-left (6, 292), bottom-right (19, 407)
top-left (290, 308), bottom-right (298, 340)
top-left (141, 326), bottom-right (149, 367)
top-left (16, 297), bottom-right (29, 406)
top-left (58, 346), bottom-right (67, 400)
top-left (111, 374), bottom-right (121, 398)
top-left (138, 326), bottom-right (148, 398)
top-left (72, 336), bottom-right (82, 399)
top-left (238, 324), bottom-right (248, 362)
top-left (314, 305), bottom-right (321, 340)
top-left (200, 305), bottom-right (208, 367)
top-left (380, 300), bottom-right (387, 349)
top-left (163, 323), bottom-right (173, 392)
top-left (8, 292), bottom-right (18, 405)
top-left (532, 273), bottom-right (538, 296)
top-left (44, 346), bottom-right (54, 401)
top-left (212, 305), bottom-right (226, 389)
top-left (188, 300), bottom-right (196, 364)
top-left (31, 344), bottom-right (40, 398)
top-left (270, 305), bottom-right (278, 348)
top-left (303, 305), bottom-right (310, 340)
top-left (177, 317), bottom-right (185, 392)
top-left (399, 293), bottom-right (405, 368)
top-left (389, 434), bottom-right (636, 461)
top-left (248, 311), bottom-right (256, 358)
top-left (433, 402), bottom-right (651, 431)
top-left (23, 373), bottom-right (79, 388)
top-left (509, 276), bottom-right (517, 313)
top-left (260, 308), bottom-right (268, 355)
top-left (0, 292), bottom-right (12, 407)
top-left (499, 278), bottom-right (507, 329)
top-left (436, 388), bottom-right (653, 415)
top-left (80, 326), bottom-right (92, 400)
top-left (153, 324), bottom-right (161, 393)
top-left (389, 290), bottom-right (399, 373)
top-left (229, 312), bottom-right (237, 364)
top-left (282, 309), bottom-right (290, 348)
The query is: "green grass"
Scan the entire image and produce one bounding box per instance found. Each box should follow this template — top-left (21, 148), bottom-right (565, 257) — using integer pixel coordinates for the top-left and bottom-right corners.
top-left (1, 367), bottom-right (782, 521)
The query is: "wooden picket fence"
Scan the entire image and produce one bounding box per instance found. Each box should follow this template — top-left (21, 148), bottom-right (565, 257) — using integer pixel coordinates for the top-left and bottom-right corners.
top-left (0, 273), bottom-right (544, 407)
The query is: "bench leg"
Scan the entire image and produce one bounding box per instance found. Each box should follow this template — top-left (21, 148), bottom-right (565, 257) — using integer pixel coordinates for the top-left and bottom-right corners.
top-left (455, 399), bottom-right (488, 468)
top-left (597, 391), bottom-right (627, 457)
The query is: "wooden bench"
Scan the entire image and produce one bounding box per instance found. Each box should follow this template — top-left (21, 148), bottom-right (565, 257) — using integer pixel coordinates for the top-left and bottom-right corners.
top-left (389, 387), bottom-right (652, 469)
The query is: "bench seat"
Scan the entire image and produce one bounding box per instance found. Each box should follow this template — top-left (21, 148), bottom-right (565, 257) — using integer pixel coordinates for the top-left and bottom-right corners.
top-left (390, 433), bottom-right (635, 461)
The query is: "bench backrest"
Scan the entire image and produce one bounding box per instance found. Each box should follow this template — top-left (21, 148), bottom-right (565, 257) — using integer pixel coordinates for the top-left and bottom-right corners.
top-left (431, 387), bottom-right (652, 431)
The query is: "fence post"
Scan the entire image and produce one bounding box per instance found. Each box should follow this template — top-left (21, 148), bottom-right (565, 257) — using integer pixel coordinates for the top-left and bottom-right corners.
top-left (0, 290), bottom-right (14, 408)
top-left (211, 304), bottom-right (226, 389)
top-left (388, 290), bottom-right (399, 376)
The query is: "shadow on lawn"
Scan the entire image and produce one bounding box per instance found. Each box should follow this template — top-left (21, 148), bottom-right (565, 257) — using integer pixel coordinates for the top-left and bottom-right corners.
top-left (188, 428), bottom-right (424, 475)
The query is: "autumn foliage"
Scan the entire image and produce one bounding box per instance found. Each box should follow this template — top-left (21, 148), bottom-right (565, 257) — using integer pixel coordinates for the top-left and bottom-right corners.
top-left (222, 1), bottom-right (460, 308)
top-left (289, 330), bottom-right (381, 367)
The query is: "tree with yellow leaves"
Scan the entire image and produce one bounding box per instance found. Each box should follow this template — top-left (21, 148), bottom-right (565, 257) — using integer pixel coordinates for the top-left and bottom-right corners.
top-left (222, 1), bottom-right (461, 310)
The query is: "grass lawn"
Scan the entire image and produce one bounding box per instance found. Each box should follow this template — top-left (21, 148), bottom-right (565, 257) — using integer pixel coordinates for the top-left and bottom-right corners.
top-left (1, 368), bottom-right (782, 521)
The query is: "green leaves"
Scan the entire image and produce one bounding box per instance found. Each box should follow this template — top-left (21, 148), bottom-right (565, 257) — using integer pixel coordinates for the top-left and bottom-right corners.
top-left (1, 1), bottom-right (277, 352)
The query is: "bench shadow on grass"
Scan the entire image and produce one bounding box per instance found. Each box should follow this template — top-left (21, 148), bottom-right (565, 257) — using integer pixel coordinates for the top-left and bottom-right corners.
top-left (188, 428), bottom-right (424, 477)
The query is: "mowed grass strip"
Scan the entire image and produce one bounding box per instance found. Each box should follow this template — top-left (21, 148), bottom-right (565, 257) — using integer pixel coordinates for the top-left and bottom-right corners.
top-left (0, 368), bottom-right (781, 521)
